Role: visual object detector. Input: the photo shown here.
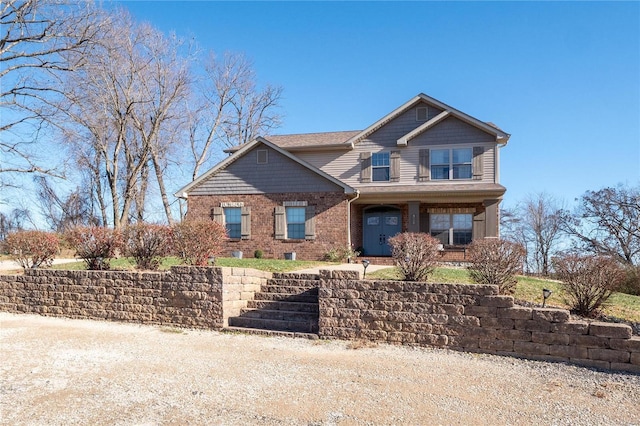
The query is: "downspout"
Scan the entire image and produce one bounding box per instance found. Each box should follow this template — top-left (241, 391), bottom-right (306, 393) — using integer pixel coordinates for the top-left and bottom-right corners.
top-left (346, 190), bottom-right (360, 249)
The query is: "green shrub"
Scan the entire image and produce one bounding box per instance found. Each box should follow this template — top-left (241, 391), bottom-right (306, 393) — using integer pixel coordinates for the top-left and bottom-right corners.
top-left (388, 233), bottom-right (440, 281)
top-left (172, 220), bottom-right (226, 266)
top-left (553, 254), bottom-right (625, 317)
top-left (467, 238), bottom-right (526, 295)
top-left (254, 249), bottom-right (264, 259)
top-left (123, 223), bottom-right (172, 270)
top-left (4, 230), bottom-right (60, 269)
top-left (65, 226), bottom-right (123, 270)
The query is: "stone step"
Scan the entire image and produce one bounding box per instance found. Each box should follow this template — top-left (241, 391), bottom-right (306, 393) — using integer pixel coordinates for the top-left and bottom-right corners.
top-left (253, 292), bottom-right (318, 303)
top-left (223, 326), bottom-right (318, 340)
top-left (272, 273), bottom-right (319, 281)
top-left (266, 278), bottom-right (319, 288)
top-left (259, 285), bottom-right (318, 295)
top-left (238, 308), bottom-right (318, 323)
top-left (228, 316), bottom-right (318, 334)
top-left (246, 300), bottom-right (319, 313)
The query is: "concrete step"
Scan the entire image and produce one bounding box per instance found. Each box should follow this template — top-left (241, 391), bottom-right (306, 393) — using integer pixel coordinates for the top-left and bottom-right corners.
top-left (253, 292), bottom-right (318, 303)
top-left (266, 278), bottom-right (320, 288)
top-left (246, 300), bottom-right (319, 313)
top-left (223, 326), bottom-right (319, 340)
top-left (227, 316), bottom-right (318, 334)
top-left (238, 308), bottom-right (318, 323)
top-left (272, 272), bottom-right (319, 281)
top-left (259, 285), bottom-right (318, 295)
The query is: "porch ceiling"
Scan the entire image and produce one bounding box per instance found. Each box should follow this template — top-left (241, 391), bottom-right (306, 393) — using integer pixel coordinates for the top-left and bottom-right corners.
top-left (353, 183), bottom-right (506, 204)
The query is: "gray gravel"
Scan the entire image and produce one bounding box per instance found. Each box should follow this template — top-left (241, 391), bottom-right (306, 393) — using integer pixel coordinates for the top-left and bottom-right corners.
top-left (1, 312), bottom-right (639, 425)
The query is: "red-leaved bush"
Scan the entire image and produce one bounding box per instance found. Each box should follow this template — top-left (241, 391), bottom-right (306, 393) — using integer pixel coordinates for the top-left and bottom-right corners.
top-left (123, 223), bottom-right (172, 270)
top-left (388, 232), bottom-right (440, 281)
top-left (65, 226), bottom-right (123, 270)
top-left (171, 220), bottom-right (226, 266)
top-left (552, 254), bottom-right (625, 317)
top-left (467, 238), bottom-right (526, 295)
top-left (4, 230), bottom-right (60, 269)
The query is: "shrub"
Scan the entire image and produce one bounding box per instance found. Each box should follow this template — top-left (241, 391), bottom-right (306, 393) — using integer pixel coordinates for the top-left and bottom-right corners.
top-left (254, 249), bottom-right (264, 259)
top-left (467, 238), bottom-right (526, 295)
top-left (4, 230), bottom-right (60, 269)
top-left (171, 220), bottom-right (226, 266)
top-left (65, 226), bottom-right (123, 270)
top-left (619, 265), bottom-right (640, 296)
top-left (323, 245), bottom-right (361, 262)
top-left (123, 223), bottom-right (172, 270)
top-left (552, 254), bottom-right (625, 317)
top-left (388, 233), bottom-right (440, 281)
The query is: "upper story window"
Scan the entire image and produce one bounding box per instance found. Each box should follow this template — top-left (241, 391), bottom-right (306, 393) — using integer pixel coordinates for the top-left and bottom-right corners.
top-left (224, 207), bottom-right (242, 239)
top-left (430, 148), bottom-right (472, 180)
top-left (372, 152), bottom-right (390, 182)
top-left (285, 206), bottom-right (306, 239)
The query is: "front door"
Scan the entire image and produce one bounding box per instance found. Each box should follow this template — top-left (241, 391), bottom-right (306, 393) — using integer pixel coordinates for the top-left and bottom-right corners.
top-left (363, 207), bottom-right (402, 256)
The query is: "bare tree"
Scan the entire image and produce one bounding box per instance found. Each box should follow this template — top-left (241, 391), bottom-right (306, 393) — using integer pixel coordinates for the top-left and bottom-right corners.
top-left (0, 208), bottom-right (32, 242)
top-left (188, 52), bottom-right (283, 180)
top-left (34, 176), bottom-right (99, 232)
top-left (0, 0), bottom-right (101, 182)
top-left (501, 193), bottom-right (565, 275)
top-left (561, 183), bottom-right (640, 266)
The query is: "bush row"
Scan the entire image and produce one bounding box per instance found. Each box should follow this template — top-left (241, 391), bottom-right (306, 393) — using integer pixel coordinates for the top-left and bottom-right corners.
top-left (3, 221), bottom-right (227, 271)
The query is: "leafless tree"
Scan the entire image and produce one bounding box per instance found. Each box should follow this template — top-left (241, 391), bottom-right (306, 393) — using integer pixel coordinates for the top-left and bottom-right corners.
top-left (561, 183), bottom-right (640, 266)
top-left (188, 52), bottom-right (283, 180)
top-left (0, 208), bottom-right (32, 242)
top-left (0, 0), bottom-right (101, 182)
top-left (501, 193), bottom-right (565, 275)
top-left (34, 176), bottom-right (99, 232)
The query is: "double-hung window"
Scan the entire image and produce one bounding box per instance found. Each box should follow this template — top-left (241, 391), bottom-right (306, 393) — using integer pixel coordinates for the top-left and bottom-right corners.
top-left (224, 207), bottom-right (242, 239)
top-left (286, 206), bottom-right (306, 239)
top-left (372, 152), bottom-right (390, 182)
top-left (430, 213), bottom-right (473, 245)
top-left (431, 148), bottom-right (472, 180)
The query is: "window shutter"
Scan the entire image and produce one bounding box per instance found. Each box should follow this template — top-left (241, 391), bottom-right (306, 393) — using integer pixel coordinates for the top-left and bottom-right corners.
top-left (390, 151), bottom-right (400, 182)
top-left (274, 206), bottom-right (286, 239)
top-left (211, 207), bottom-right (224, 224)
top-left (305, 205), bottom-right (316, 240)
top-left (360, 152), bottom-right (372, 183)
top-left (419, 149), bottom-right (430, 181)
top-left (472, 210), bottom-right (486, 240)
top-left (473, 147), bottom-right (484, 180)
top-left (241, 206), bottom-right (251, 240)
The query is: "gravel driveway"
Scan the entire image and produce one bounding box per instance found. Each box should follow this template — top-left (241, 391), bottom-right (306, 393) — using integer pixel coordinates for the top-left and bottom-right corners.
top-left (1, 312), bottom-right (639, 425)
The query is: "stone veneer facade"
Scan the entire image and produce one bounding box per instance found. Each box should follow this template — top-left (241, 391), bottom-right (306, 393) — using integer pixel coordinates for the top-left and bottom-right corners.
top-left (1, 268), bottom-right (638, 373)
top-left (186, 192), bottom-right (350, 260)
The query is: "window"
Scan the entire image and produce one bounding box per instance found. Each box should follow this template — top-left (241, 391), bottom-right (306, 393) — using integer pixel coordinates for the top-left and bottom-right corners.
top-left (416, 106), bottom-right (428, 121)
top-left (224, 207), bottom-right (242, 239)
top-left (257, 149), bottom-right (268, 164)
top-left (372, 152), bottom-right (390, 182)
top-left (286, 207), bottom-right (306, 239)
top-left (430, 213), bottom-right (472, 245)
top-left (430, 148), bottom-right (472, 180)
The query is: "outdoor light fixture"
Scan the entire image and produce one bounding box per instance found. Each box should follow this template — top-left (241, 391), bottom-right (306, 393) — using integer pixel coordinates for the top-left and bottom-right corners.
top-left (362, 259), bottom-right (371, 279)
top-left (542, 288), bottom-right (552, 307)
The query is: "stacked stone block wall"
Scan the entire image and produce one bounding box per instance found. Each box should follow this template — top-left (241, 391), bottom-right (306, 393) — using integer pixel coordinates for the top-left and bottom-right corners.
top-left (318, 270), bottom-right (640, 373)
top-left (0, 267), bottom-right (268, 329)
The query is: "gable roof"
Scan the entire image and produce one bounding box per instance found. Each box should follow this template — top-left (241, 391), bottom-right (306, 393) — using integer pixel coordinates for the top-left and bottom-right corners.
top-left (175, 136), bottom-right (357, 198)
top-left (225, 130), bottom-right (360, 154)
top-left (345, 93), bottom-right (510, 147)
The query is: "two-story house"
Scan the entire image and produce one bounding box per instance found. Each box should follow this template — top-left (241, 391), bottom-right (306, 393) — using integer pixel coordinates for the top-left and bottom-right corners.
top-left (175, 93), bottom-right (510, 261)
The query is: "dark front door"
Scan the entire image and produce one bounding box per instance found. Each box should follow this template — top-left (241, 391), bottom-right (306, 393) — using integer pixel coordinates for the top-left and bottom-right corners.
top-left (363, 207), bottom-right (402, 256)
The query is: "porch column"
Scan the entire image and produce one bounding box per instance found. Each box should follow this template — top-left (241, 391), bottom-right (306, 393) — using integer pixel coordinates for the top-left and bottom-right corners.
top-left (408, 201), bottom-right (420, 233)
top-left (483, 199), bottom-right (500, 238)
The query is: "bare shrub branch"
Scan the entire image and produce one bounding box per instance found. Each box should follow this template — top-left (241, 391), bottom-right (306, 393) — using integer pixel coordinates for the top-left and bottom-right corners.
top-left (388, 233), bottom-right (440, 282)
top-left (467, 239), bottom-right (526, 294)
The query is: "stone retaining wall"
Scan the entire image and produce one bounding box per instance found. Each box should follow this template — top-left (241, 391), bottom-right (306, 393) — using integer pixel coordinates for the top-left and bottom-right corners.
top-left (0, 267), bottom-right (269, 329)
top-left (318, 270), bottom-right (640, 373)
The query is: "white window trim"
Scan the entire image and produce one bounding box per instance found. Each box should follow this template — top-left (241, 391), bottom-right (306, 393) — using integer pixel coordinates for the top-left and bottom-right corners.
top-left (371, 151), bottom-right (390, 182)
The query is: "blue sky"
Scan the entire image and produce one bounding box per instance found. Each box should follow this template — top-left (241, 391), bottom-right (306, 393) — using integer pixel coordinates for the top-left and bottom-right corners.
top-left (122, 1), bottom-right (638, 208)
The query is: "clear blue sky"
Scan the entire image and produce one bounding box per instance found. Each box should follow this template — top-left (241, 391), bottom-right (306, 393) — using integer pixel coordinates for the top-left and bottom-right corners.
top-left (122, 1), bottom-right (639, 208)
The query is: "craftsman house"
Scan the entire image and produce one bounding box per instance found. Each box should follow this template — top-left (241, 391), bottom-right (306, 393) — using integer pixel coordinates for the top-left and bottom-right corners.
top-left (175, 93), bottom-right (510, 261)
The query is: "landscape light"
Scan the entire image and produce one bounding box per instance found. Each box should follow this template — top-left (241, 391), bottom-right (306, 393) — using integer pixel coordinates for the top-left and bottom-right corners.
top-left (362, 259), bottom-right (371, 279)
top-left (542, 288), bottom-right (552, 307)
